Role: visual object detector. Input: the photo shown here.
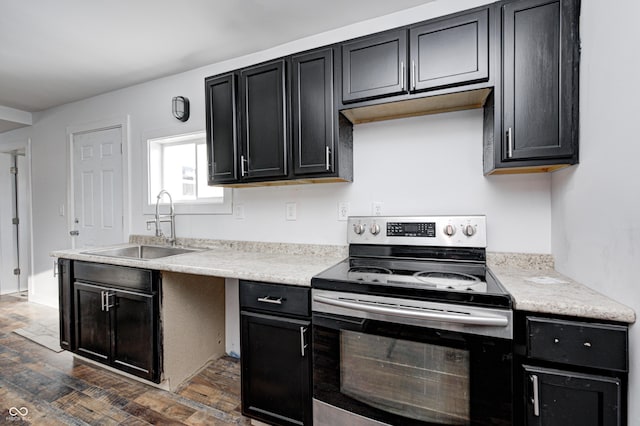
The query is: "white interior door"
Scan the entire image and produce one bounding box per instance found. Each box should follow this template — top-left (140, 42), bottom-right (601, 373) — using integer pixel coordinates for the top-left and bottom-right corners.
top-left (0, 153), bottom-right (19, 294)
top-left (17, 154), bottom-right (29, 292)
top-left (71, 127), bottom-right (124, 249)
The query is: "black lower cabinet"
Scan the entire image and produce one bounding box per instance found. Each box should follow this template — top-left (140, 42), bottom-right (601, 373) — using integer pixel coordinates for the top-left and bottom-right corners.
top-left (64, 261), bottom-right (161, 383)
top-left (515, 312), bottom-right (628, 426)
top-left (523, 365), bottom-right (622, 426)
top-left (240, 281), bottom-right (311, 426)
top-left (57, 258), bottom-right (74, 351)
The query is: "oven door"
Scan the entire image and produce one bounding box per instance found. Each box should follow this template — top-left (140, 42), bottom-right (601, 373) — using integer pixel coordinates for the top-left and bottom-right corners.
top-left (312, 290), bottom-right (513, 426)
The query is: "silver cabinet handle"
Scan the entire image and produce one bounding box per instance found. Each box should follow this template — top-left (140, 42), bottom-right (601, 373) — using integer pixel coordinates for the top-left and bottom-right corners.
top-left (313, 294), bottom-right (508, 326)
top-left (70, 230), bottom-right (80, 236)
top-left (105, 292), bottom-right (115, 311)
top-left (53, 260), bottom-right (59, 277)
top-left (101, 291), bottom-right (106, 311)
top-left (240, 155), bottom-right (247, 177)
top-left (400, 61), bottom-right (405, 91)
top-left (412, 60), bottom-right (416, 91)
top-left (257, 296), bottom-right (282, 305)
top-left (325, 146), bottom-right (331, 171)
top-left (507, 127), bottom-right (513, 158)
top-left (531, 374), bottom-right (540, 417)
top-left (300, 326), bottom-right (308, 357)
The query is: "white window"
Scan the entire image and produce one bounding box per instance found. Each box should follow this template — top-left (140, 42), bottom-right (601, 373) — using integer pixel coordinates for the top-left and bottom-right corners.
top-left (145, 131), bottom-right (232, 215)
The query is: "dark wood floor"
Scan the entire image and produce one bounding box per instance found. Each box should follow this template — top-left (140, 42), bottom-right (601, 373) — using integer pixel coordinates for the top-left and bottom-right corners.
top-left (0, 294), bottom-right (251, 425)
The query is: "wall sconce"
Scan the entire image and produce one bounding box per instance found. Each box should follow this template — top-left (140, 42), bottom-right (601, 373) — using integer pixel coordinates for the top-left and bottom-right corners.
top-left (172, 96), bottom-right (190, 122)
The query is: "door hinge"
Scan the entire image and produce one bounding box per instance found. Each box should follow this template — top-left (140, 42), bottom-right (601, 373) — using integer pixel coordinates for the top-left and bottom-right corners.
top-left (12, 217), bottom-right (19, 225)
top-left (13, 268), bottom-right (20, 276)
top-left (10, 166), bottom-right (17, 175)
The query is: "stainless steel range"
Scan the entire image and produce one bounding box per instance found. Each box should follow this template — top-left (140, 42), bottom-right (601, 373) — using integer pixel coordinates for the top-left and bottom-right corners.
top-left (311, 216), bottom-right (513, 426)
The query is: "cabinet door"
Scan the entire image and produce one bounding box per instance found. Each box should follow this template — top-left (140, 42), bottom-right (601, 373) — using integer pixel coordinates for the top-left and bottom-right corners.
top-left (409, 9), bottom-right (489, 92)
top-left (74, 282), bottom-right (110, 362)
top-left (342, 29), bottom-right (407, 103)
top-left (205, 73), bottom-right (239, 184)
top-left (111, 289), bottom-right (157, 382)
top-left (240, 60), bottom-right (288, 179)
top-left (241, 312), bottom-right (311, 426)
top-left (292, 48), bottom-right (334, 176)
top-left (523, 365), bottom-right (622, 426)
top-left (58, 259), bottom-right (74, 351)
top-left (502, 0), bottom-right (578, 161)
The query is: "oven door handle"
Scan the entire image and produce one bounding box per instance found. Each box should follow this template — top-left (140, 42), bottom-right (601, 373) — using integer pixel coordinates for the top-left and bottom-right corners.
top-left (313, 295), bottom-right (509, 327)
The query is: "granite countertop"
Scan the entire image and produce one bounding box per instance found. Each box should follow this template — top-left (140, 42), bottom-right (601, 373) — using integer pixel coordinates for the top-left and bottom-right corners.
top-left (52, 238), bottom-right (636, 323)
top-left (51, 236), bottom-right (348, 287)
top-left (488, 253), bottom-right (636, 324)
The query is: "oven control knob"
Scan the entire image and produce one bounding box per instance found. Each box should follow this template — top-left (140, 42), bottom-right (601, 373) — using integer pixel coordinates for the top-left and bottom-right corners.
top-left (443, 224), bottom-right (456, 237)
top-left (369, 224), bottom-right (381, 235)
top-left (353, 223), bottom-right (365, 235)
top-left (463, 224), bottom-right (476, 237)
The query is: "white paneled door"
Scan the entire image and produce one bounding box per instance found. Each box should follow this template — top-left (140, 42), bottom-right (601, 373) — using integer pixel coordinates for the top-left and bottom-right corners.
top-left (71, 127), bottom-right (124, 249)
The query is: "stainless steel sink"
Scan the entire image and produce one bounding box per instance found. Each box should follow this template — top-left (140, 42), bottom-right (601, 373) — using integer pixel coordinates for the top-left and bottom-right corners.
top-left (83, 245), bottom-right (197, 260)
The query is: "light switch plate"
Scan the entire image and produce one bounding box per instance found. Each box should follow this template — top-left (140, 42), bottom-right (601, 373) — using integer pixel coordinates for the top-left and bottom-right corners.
top-left (286, 202), bottom-right (297, 221)
top-left (372, 201), bottom-right (383, 216)
top-left (234, 204), bottom-right (245, 220)
top-left (338, 202), bottom-right (349, 221)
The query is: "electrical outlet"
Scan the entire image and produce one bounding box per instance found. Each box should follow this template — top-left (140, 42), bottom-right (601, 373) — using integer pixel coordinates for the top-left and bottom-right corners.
top-left (234, 204), bottom-right (245, 220)
top-left (372, 201), bottom-right (383, 216)
top-left (286, 202), bottom-right (297, 221)
top-left (338, 202), bottom-right (349, 221)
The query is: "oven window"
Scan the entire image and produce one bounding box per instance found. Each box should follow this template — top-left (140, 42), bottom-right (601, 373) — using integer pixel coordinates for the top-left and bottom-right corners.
top-left (340, 330), bottom-right (470, 425)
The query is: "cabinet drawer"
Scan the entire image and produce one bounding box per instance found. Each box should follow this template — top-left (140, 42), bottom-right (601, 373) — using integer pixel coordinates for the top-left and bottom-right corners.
top-left (240, 280), bottom-right (310, 317)
top-left (527, 317), bottom-right (628, 371)
top-left (74, 261), bottom-right (154, 293)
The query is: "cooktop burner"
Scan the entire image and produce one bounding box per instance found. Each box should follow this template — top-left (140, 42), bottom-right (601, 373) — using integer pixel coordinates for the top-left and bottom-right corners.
top-left (348, 266), bottom-right (392, 275)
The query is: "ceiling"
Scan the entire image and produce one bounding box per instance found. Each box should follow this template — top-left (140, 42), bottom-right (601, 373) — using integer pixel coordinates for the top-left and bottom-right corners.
top-left (0, 0), bottom-right (434, 121)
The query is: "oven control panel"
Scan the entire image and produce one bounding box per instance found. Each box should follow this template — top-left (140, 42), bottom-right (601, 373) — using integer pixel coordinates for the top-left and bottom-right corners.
top-left (348, 216), bottom-right (487, 248)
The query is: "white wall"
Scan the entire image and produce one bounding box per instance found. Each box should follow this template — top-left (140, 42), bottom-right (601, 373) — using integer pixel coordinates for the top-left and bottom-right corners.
top-left (551, 0), bottom-right (640, 423)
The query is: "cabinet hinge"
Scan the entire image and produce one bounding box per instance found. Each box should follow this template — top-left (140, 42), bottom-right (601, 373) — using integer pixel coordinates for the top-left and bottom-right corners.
top-left (12, 217), bottom-right (19, 225)
top-left (10, 166), bottom-right (17, 175)
top-left (13, 268), bottom-right (20, 276)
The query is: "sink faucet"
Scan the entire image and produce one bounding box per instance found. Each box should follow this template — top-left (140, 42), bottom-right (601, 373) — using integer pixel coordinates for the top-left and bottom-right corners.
top-left (147, 190), bottom-right (176, 246)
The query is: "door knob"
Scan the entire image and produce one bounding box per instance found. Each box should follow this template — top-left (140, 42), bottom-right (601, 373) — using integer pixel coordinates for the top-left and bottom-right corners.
top-left (70, 230), bottom-right (80, 236)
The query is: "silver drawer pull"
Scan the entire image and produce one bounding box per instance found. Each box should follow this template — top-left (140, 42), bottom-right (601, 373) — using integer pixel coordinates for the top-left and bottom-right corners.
top-left (584, 341), bottom-right (592, 347)
top-left (300, 326), bottom-right (308, 357)
top-left (257, 296), bottom-right (282, 305)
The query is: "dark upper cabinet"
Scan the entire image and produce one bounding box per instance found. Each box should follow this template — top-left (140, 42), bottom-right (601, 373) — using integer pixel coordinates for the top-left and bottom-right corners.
top-left (205, 73), bottom-right (238, 184)
top-left (409, 8), bottom-right (489, 92)
top-left (342, 29), bottom-right (408, 103)
top-left (239, 59), bottom-right (288, 180)
top-left (485, 0), bottom-right (580, 174)
top-left (292, 48), bottom-right (335, 175)
top-left (341, 8), bottom-right (490, 106)
top-left (206, 48), bottom-right (352, 186)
